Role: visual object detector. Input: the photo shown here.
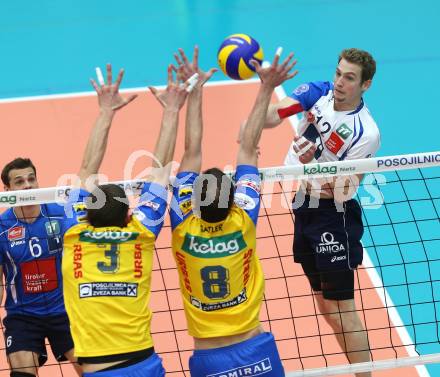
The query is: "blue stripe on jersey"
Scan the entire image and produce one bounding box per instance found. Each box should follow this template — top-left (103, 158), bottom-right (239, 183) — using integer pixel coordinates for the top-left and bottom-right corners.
top-left (135, 182), bottom-right (168, 238)
top-left (290, 81), bottom-right (333, 111)
top-left (234, 165), bottom-right (261, 225)
top-left (170, 171), bottom-right (199, 230)
top-left (340, 115), bottom-right (365, 160)
top-left (347, 98), bottom-right (364, 115)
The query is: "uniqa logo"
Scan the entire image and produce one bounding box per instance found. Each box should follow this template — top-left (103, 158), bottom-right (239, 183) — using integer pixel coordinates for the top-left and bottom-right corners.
top-left (315, 232), bottom-right (345, 254)
top-left (182, 231), bottom-right (247, 258)
top-left (79, 230), bottom-right (139, 243)
top-left (304, 164), bottom-right (337, 175)
top-left (0, 195), bottom-right (17, 205)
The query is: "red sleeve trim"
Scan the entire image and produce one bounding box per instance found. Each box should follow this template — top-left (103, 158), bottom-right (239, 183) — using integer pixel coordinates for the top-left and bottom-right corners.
top-left (277, 102), bottom-right (304, 119)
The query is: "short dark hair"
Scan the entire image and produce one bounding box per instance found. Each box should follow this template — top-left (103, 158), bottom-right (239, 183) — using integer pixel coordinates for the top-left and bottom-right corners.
top-left (193, 168), bottom-right (234, 223)
top-left (86, 184), bottom-right (129, 228)
top-left (339, 48), bottom-right (376, 83)
top-left (1, 158), bottom-right (37, 186)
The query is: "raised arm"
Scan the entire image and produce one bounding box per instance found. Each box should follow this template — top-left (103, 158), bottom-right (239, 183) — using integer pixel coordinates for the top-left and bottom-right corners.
top-left (148, 65), bottom-right (189, 185)
top-left (265, 96), bottom-right (302, 128)
top-left (78, 64), bottom-right (137, 187)
top-left (174, 46), bottom-right (217, 174)
top-left (237, 52), bottom-right (298, 166)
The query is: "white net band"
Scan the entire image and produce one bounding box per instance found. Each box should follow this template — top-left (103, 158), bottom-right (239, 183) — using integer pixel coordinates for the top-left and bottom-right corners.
top-left (1, 151), bottom-right (439, 208)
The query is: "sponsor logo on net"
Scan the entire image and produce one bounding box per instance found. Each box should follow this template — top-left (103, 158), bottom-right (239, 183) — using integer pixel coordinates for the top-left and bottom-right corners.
top-left (207, 358), bottom-right (272, 377)
top-left (0, 195), bottom-right (17, 205)
top-left (182, 231), bottom-right (247, 258)
top-left (377, 153), bottom-right (440, 168)
top-left (304, 164), bottom-right (337, 176)
top-left (316, 232), bottom-right (345, 254)
top-left (79, 230), bottom-right (139, 243)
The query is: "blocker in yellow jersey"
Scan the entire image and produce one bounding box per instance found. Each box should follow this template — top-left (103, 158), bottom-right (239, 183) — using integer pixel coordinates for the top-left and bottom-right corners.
top-left (61, 183), bottom-right (167, 360)
top-left (170, 166), bottom-right (264, 338)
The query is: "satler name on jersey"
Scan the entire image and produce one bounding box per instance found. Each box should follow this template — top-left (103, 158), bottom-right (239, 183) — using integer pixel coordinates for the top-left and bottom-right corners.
top-left (79, 230), bottom-right (139, 243)
top-left (182, 231), bottom-right (247, 258)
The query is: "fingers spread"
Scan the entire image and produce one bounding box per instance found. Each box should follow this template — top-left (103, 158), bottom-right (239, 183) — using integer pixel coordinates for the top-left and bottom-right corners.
top-left (90, 79), bottom-right (101, 94)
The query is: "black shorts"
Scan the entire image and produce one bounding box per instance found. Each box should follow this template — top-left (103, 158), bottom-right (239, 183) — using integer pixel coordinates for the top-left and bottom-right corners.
top-left (292, 195), bottom-right (364, 300)
top-left (3, 313), bottom-right (74, 366)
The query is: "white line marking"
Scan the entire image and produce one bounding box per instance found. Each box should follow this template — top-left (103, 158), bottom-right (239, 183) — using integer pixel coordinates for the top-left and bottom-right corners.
top-left (0, 78), bottom-right (260, 104)
top-left (363, 250), bottom-right (429, 376)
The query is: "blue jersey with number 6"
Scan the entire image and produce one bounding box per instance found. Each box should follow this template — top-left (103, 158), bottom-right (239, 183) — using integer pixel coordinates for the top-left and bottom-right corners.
top-left (0, 204), bottom-right (67, 316)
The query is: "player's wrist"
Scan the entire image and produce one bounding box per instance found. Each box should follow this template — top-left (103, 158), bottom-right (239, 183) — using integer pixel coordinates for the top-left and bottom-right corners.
top-left (99, 108), bottom-right (115, 118)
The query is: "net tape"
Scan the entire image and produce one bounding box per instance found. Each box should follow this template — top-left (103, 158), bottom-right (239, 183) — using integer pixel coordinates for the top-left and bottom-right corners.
top-left (1, 151), bottom-right (439, 208)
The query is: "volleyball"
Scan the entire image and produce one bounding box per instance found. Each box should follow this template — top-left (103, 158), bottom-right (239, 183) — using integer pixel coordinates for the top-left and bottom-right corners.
top-left (217, 34), bottom-right (264, 80)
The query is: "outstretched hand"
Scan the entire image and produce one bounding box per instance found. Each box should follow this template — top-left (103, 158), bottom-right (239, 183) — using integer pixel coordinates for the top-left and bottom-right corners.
top-left (250, 50), bottom-right (298, 89)
top-left (173, 46), bottom-right (217, 88)
top-left (149, 65), bottom-right (189, 111)
top-left (90, 64), bottom-right (137, 112)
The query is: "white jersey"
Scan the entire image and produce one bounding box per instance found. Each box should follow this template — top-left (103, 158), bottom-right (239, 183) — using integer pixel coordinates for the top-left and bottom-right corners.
top-left (284, 81), bottom-right (380, 165)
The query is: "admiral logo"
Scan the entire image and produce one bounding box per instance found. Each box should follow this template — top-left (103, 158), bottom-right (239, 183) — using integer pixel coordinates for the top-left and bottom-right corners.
top-left (182, 231), bottom-right (247, 258)
top-left (207, 358), bottom-right (272, 377)
top-left (8, 226), bottom-right (25, 241)
top-left (0, 195), bottom-right (17, 205)
top-left (316, 232), bottom-right (345, 254)
top-left (303, 164), bottom-right (337, 175)
top-left (79, 231), bottom-right (139, 243)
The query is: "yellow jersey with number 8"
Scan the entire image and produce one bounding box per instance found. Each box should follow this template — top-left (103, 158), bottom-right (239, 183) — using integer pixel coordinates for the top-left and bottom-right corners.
top-left (170, 165), bottom-right (264, 338)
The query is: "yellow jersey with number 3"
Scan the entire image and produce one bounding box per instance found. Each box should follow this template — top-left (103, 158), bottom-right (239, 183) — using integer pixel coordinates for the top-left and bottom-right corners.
top-left (170, 165), bottom-right (264, 338)
top-left (61, 183), bottom-right (167, 358)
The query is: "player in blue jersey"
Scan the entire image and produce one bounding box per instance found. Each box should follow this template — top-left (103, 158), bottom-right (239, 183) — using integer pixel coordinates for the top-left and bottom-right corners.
top-left (170, 47), bottom-right (297, 377)
top-left (259, 48), bottom-right (379, 377)
top-left (0, 64), bottom-right (137, 377)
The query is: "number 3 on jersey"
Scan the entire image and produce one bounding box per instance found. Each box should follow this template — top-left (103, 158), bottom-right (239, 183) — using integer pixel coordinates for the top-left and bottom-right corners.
top-left (97, 244), bottom-right (120, 273)
top-left (201, 265), bottom-right (230, 299)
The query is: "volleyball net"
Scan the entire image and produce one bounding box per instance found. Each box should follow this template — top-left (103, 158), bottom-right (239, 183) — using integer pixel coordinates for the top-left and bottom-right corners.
top-left (0, 150), bottom-right (439, 376)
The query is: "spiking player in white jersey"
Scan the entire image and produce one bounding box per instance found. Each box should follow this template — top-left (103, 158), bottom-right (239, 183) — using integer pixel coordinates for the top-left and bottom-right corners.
top-left (261, 48), bottom-right (380, 377)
